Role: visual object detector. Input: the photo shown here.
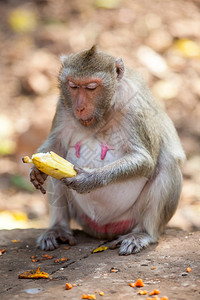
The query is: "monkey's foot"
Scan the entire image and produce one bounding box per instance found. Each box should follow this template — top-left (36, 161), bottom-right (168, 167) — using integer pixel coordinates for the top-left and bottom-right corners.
top-left (109, 232), bottom-right (156, 255)
top-left (37, 225), bottom-right (76, 251)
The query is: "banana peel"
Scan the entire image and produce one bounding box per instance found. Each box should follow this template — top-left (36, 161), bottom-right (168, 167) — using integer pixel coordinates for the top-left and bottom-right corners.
top-left (22, 151), bottom-right (76, 180)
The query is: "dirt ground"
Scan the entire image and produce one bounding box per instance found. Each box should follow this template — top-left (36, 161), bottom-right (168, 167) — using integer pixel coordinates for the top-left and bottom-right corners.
top-left (0, 0), bottom-right (200, 231)
top-left (0, 228), bottom-right (200, 300)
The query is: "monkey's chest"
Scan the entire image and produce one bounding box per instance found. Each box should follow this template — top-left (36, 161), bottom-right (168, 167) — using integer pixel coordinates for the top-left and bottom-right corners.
top-left (66, 138), bottom-right (121, 168)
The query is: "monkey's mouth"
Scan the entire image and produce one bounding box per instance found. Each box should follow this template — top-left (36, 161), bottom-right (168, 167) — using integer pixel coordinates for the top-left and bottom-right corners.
top-left (79, 117), bottom-right (94, 127)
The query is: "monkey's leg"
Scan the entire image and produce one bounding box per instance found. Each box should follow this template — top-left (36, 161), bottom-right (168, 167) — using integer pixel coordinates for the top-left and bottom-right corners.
top-left (110, 163), bottom-right (183, 255)
top-left (37, 178), bottom-right (76, 251)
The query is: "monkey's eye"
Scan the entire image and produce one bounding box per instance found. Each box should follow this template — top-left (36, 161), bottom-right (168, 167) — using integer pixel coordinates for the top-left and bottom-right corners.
top-left (86, 82), bottom-right (98, 90)
top-left (68, 81), bottom-right (78, 89)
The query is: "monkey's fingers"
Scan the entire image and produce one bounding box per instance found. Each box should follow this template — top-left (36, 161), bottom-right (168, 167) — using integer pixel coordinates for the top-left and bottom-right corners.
top-left (61, 177), bottom-right (74, 188)
top-left (34, 173), bottom-right (47, 185)
top-left (109, 238), bottom-right (123, 249)
top-left (59, 235), bottom-right (76, 246)
top-left (39, 185), bottom-right (46, 194)
top-left (73, 166), bottom-right (84, 174)
top-left (31, 179), bottom-right (46, 194)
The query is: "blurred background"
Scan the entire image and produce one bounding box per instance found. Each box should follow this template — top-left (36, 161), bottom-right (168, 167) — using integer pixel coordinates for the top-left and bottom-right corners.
top-left (0, 0), bottom-right (199, 231)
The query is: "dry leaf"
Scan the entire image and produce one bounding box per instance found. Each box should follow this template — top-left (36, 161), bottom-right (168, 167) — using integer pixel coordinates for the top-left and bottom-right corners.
top-left (19, 267), bottom-right (49, 279)
top-left (174, 39), bottom-right (200, 58)
top-left (92, 246), bottom-right (108, 253)
top-left (42, 254), bottom-right (53, 259)
top-left (0, 249), bottom-right (6, 255)
top-left (82, 294), bottom-right (96, 300)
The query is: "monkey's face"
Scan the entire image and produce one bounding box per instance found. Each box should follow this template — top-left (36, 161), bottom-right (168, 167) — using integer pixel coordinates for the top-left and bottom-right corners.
top-left (64, 75), bottom-right (115, 127)
top-left (59, 46), bottom-right (125, 128)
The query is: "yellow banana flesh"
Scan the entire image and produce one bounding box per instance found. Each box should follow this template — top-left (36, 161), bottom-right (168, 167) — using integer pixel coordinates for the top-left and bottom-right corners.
top-left (22, 151), bottom-right (76, 180)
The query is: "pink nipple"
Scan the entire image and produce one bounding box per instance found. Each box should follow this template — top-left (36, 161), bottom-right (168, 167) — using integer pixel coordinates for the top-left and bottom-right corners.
top-left (75, 142), bottom-right (81, 158)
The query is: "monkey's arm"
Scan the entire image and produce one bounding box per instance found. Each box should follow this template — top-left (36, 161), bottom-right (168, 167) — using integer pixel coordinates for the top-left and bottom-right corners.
top-left (62, 146), bottom-right (155, 194)
top-left (30, 101), bottom-right (70, 193)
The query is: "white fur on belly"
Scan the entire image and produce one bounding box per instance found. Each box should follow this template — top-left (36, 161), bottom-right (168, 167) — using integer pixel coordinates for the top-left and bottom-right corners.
top-left (72, 177), bottom-right (147, 225)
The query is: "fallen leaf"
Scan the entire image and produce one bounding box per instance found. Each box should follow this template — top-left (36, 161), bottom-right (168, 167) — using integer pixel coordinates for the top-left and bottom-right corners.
top-left (42, 254), bottom-right (53, 259)
top-left (61, 257), bottom-right (67, 262)
top-left (137, 46), bottom-right (168, 77)
top-left (174, 39), bottom-right (200, 58)
top-left (94, 0), bottom-right (121, 9)
top-left (92, 246), bottom-right (108, 253)
top-left (0, 249), bottom-right (6, 255)
top-left (82, 294), bottom-right (96, 299)
top-left (19, 267), bottom-right (49, 279)
top-left (110, 267), bottom-right (119, 273)
top-left (8, 9), bottom-right (37, 33)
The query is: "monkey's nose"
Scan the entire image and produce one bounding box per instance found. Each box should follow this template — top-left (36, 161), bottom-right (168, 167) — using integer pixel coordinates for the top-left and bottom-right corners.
top-left (76, 107), bottom-right (85, 112)
top-left (75, 107), bottom-right (86, 116)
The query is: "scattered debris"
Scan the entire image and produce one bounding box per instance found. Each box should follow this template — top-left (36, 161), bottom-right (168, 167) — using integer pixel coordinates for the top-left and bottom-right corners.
top-left (129, 278), bottom-right (145, 288)
top-left (19, 267), bottom-right (49, 279)
top-left (92, 246), bottom-right (108, 253)
top-left (65, 283), bottom-right (73, 290)
top-left (110, 267), bottom-right (119, 273)
top-left (0, 249), bottom-right (6, 256)
top-left (149, 289), bottom-right (160, 296)
top-left (82, 294), bottom-right (96, 299)
top-left (138, 290), bottom-right (148, 295)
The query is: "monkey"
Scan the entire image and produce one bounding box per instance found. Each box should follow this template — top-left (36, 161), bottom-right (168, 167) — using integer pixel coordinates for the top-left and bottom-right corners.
top-left (30, 45), bottom-right (185, 255)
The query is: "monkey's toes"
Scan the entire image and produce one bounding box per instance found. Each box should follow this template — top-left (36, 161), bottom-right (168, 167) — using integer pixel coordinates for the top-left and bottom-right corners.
top-left (58, 235), bottom-right (76, 246)
top-left (37, 227), bottom-right (76, 251)
top-left (109, 233), bottom-right (152, 255)
top-left (109, 236), bottom-right (124, 249)
top-left (119, 239), bottom-right (140, 255)
top-left (38, 234), bottom-right (58, 251)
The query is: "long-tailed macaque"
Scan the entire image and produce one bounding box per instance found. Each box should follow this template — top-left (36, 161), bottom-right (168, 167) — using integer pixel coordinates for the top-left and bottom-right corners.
top-left (30, 46), bottom-right (185, 255)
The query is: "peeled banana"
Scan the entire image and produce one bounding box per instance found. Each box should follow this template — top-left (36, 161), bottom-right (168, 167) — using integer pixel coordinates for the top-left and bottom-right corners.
top-left (22, 151), bottom-right (77, 180)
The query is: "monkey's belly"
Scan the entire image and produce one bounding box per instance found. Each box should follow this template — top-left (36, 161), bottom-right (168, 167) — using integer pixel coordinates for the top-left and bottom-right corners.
top-left (66, 139), bottom-right (147, 236)
top-left (71, 177), bottom-right (147, 236)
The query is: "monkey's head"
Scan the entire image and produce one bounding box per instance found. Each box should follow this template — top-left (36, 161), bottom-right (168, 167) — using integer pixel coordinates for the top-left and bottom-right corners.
top-left (59, 46), bottom-right (124, 128)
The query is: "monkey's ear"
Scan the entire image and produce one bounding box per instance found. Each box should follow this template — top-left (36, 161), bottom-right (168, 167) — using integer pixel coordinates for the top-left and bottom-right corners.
top-left (115, 58), bottom-right (124, 80)
top-left (60, 54), bottom-right (68, 64)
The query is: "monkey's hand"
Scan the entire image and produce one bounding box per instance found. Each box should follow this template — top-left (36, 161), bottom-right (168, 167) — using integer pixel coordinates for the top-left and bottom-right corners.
top-left (30, 166), bottom-right (48, 194)
top-left (61, 167), bottom-right (99, 194)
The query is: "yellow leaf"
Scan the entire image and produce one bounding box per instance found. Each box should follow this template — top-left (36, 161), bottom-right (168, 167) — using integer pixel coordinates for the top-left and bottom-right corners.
top-left (12, 211), bottom-right (28, 222)
top-left (8, 9), bottom-right (37, 33)
top-left (174, 39), bottom-right (200, 58)
top-left (19, 267), bottom-right (49, 279)
top-left (94, 0), bottom-right (121, 9)
top-left (92, 246), bottom-right (108, 253)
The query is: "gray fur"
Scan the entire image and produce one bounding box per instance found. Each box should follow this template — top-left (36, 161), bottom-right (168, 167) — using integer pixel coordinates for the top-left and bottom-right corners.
top-left (30, 47), bottom-right (185, 254)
